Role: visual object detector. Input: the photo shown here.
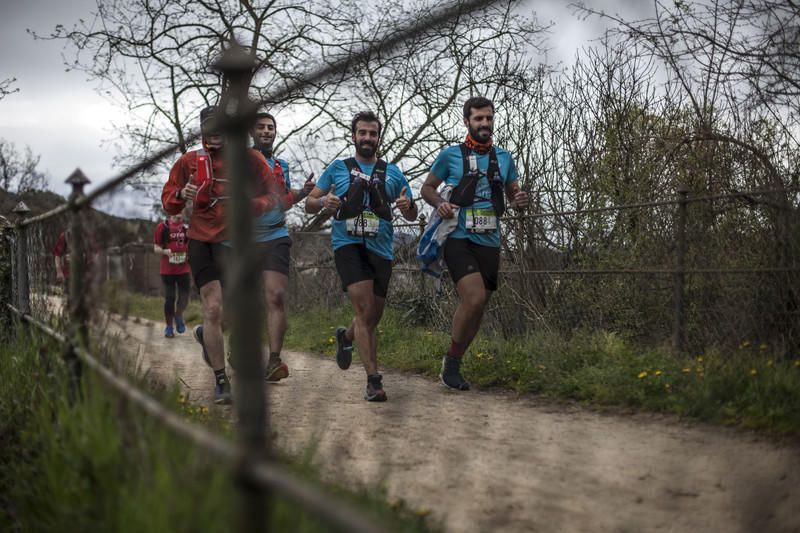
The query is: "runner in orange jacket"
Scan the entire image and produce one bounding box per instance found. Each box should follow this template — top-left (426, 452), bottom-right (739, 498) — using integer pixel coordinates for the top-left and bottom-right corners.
top-left (161, 105), bottom-right (292, 404)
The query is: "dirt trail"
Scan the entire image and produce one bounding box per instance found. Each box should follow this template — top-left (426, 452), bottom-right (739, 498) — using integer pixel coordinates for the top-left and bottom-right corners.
top-left (114, 316), bottom-right (799, 533)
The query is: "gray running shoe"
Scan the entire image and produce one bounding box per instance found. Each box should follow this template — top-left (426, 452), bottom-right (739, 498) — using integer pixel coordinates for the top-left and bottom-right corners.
top-left (440, 355), bottom-right (470, 391)
top-left (335, 326), bottom-right (353, 370)
top-left (193, 325), bottom-right (212, 368)
top-left (214, 379), bottom-right (232, 405)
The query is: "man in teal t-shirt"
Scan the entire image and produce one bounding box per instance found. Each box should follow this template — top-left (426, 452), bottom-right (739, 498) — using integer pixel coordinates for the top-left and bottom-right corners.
top-left (421, 96), bottom-right (529, 391)
top-left (251, 111), bottom-right (315, 382)
top-left (306, 111), bottom-right (417, 402)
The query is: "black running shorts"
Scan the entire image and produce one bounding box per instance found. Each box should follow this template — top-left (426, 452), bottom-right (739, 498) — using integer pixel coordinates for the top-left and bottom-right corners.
top-left (334, 244), bottom-right (392, 298)
top-left (188, 239), bottom-right (228, 290)
top-left (256, 237), bottom-right (292, 276)
top-left (443, 237), bottom-right (501, 291)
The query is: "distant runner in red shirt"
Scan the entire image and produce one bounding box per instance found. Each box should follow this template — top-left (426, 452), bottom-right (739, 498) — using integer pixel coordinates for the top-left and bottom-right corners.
top-left (53, 228), bottom-right (98, 293)
top-left (153, 212), bottom-right (191, 338)
top-left (53, 230), bottom-right (71, 289)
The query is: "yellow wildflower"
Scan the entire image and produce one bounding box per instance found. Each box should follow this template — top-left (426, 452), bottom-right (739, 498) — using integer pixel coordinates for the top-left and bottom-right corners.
top-left (767, 359), bottom-right (774, 367)
top-left (328, 336), bottom-right (335, 345)
top-left (750, 368), bottom-right (758, 376)
top-left (759, 343), bottom-right (768, 351)
top-left (740, 341), bottom-right (750, 349)
top-left (638, 371), bottom-right (648, 379)
top-left (696, 356), bottom-right (703, 362)
top-left (795, 360), bottom-right (800, 368)
top-left (655, 370), bottom-right (662, 376)
top-left (682, 367), bottom-right (691, 373)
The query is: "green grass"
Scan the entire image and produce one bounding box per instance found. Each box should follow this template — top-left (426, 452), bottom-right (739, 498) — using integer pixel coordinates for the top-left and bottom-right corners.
top-left (101, 281), bottom-right (203, 325)
top-left (285, 305), bottom-right (800, 436)
top-left (0, 325), bottom-right (434, 532)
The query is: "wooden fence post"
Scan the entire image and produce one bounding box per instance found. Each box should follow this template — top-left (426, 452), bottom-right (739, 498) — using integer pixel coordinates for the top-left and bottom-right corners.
top-left (65, 169), bottom-right (91, 400)
top-left (672, 185), bottom-right (689, 352)
top-left (214, 43), bottom-right (269, 533)
top-left (12, 202), bottom-right (31, 317)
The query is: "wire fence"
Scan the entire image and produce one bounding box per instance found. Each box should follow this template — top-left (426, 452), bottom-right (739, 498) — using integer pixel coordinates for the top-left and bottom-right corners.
top-left (285, 184), bottom-right (799, 354)
top-left (2, 0), bottom-right (799, 529)
top-left (1, 1), bottom-right (510, 531)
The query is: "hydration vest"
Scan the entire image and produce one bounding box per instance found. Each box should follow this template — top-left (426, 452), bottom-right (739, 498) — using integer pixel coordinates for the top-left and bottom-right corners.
top-left (334, 158), bottom-right (392, 221)
top-left (193, 148), bottom-right (213, 211)
top-left (449, 145), bottom-right (505, 218)
top-left (265, 158), bottom-right (289, 229)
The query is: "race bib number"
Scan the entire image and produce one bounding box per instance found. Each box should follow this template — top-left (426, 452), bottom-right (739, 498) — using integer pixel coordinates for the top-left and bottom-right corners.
top-left (466, 208), bottom-right (497, 233)
top-left (169, 252), bottom-right (187, 264)
top-left (350, 168), bottom-right (371, 182)
top-left (346, 211), bottom-right (380, 237)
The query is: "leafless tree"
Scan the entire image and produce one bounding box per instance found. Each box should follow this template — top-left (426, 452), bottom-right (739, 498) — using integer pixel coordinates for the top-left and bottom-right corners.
top-left (0, 139), bottom-right (48, 193)
top-left (0, 78), bottom-right (18, 101)
top-left (38, 0), bottom-right (353, 194)
top-left (302, 0), bottom-right (548, 181)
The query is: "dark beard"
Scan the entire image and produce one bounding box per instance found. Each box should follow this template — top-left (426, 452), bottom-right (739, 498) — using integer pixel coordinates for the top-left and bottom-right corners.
top-left (355, 142), bottom-right (377, 158)
top-left (468, 125), bottom-right (492, 143)
top-left (256, 142), bottom-right (274, 159)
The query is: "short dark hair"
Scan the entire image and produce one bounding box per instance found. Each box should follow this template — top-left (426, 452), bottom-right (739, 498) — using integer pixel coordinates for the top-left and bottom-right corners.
top-left (200, 105), bottom-right (219, 135)
top-left (351, 111), bottom-right (382, 137)
top-left (255, 111), bottom-right (276, 127)
top-left (463, 97), bottom-right (494, 120)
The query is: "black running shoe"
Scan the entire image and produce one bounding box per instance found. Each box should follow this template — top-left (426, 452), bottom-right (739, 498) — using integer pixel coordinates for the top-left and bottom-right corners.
top-left (365, 373), bottom-right (387, 402)
top-left (335, 326), bottom-right (353, 370)
top-left (440, 355), bottom-right (470, 391)
top-left (214, 379), bottom-right (232, 405)
top-left (193, 325), bottom-right (212, 368)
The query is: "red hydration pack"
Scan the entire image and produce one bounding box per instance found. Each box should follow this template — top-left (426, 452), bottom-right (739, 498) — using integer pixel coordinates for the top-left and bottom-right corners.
top-left (193, 149), bottom-right (213, 211)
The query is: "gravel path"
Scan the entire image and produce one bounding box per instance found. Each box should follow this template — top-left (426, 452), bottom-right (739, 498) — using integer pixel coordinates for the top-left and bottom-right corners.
top-left (115, 316), bottom-right (800, 533)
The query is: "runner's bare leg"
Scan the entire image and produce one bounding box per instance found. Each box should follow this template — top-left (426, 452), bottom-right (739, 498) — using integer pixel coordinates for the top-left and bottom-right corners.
top-left (263, 270), bottom-right (289, 354)
top-left (451, 272), bottom-right (491, 348)
top-left (346, 279), bottom-right (379, 375)
top-left (200, 280), bottom-right (225, 369)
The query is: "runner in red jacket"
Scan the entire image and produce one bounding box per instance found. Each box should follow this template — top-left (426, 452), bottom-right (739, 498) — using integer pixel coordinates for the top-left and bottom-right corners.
top-left (161, 106), bottom-right (291, 404)
top-left (153, 213), bottom-right (191, 338)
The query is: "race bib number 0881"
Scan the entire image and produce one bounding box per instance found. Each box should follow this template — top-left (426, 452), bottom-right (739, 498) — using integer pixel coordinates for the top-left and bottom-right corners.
top-left (466, 208), bottom-right (497, 233)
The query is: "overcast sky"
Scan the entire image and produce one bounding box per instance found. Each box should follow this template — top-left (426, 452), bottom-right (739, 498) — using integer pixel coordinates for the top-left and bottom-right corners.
top-left (0, 0), bottom-right (652, 218)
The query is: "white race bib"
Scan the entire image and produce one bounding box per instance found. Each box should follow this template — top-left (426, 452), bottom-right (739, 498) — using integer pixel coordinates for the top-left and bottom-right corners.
top-left (169, 252), bottom-right (187, 264)
top-left (346, 210), bottom-right (380, 237)
top-left (466, 208), bottom-right (497, 233)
